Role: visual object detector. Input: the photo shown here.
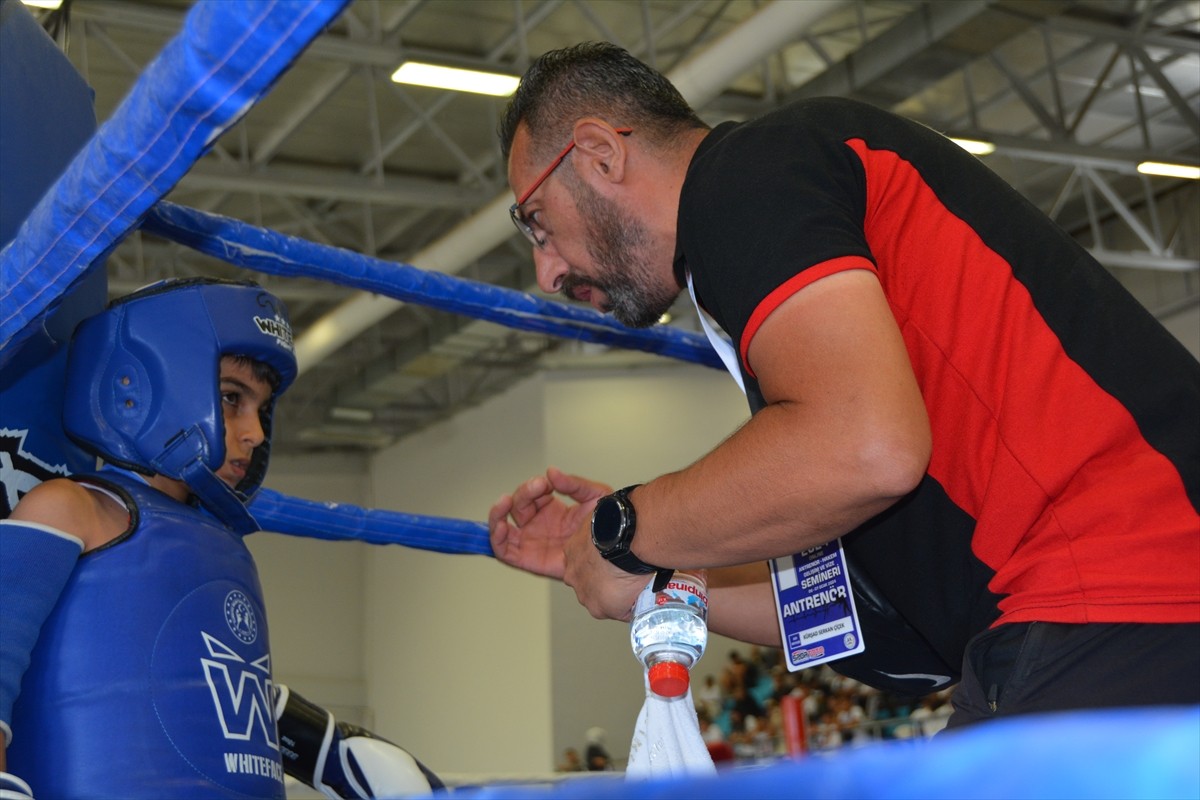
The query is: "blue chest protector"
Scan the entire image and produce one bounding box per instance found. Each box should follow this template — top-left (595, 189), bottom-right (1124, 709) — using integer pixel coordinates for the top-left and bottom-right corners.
top-left (8, 469), bottom-right (285, 799)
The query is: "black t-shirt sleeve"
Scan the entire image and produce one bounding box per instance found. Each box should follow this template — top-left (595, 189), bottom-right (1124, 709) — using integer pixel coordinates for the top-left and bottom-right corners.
top-left (678, 113), bottom-right (877, 369)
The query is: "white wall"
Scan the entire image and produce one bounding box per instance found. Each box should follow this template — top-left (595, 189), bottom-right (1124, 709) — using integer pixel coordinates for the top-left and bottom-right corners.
top-left (540, 366), bottom-right (751, 767)
top-left (358, 362), bottom-right (749, 776)
top-left (364, 377), bottom-right (555, 776)
top-left (248, 453), bottom-right (371, 723)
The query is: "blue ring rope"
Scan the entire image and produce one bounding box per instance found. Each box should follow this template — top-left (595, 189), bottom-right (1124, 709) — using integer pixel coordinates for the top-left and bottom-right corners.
top-left (142, 201), bottom-right (724, 369)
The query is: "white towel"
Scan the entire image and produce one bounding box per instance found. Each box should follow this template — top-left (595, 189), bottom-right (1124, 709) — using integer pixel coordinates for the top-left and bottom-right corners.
top-left (625, 672), bottom-right (717, 780)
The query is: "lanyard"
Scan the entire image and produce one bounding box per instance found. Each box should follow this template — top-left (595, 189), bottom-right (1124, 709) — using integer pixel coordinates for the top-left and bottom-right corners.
top-left (686, 271), bottom-right (745, 394)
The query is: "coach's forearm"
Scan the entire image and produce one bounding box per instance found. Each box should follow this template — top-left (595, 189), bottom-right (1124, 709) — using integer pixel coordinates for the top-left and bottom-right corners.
top-left (706, 562), bottom-right (782, 646)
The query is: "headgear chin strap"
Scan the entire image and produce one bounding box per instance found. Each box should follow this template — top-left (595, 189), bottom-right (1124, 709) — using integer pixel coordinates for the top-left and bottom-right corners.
top-left (153, 424), bottom-right (260, 535)
top-left (64, 278), bottom-right (297, 533)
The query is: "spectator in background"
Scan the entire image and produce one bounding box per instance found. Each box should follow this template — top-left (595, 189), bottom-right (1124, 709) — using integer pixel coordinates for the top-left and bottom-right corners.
top-left (727, 650), bottom-right (761, 699)
top-left (556, 747), bottom-right (583, 772)
top-left (833, 692), bottom-right (869, 745)
top-left (696, 673), bottom-right (723, 721)
top-left (724, 650), bottom-right (764, 721)
top-left (694, 643), bottom-right (963, 755)
top-left (698, 708), bottom-right (734, 764)
top-left (584, 727), bottom-right (612, 771)
top-left (733, 714), bottom-right (775, 761)
top-left (812, 711), bottom-right (841, 751)
top-left (909, 691), bottom-right (954, 738)
top-left (769, 665), bottom-right (794, 706)
top-left (761, 698), bottom-right (787, 756)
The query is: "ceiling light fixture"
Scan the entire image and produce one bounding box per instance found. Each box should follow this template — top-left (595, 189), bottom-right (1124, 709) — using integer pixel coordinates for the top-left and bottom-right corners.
top-left (21, 0), bottom-right (64, 8)
top-left (330, 407), bottom-right (375, 423)
top-left (950, 137), bottom-right (996, 156)
top-left (391, 61), bottom-right (519, 97)
top-left (1137, 161), bottom-right (1200, 180)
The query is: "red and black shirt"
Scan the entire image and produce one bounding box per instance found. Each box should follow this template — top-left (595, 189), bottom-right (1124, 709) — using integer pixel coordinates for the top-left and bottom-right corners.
top-left (677, 97), bottom-right (1199, 669)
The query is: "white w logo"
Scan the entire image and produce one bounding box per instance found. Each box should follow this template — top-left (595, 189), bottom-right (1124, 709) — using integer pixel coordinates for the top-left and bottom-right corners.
top-left (201, 632), bottom-right (279, 750)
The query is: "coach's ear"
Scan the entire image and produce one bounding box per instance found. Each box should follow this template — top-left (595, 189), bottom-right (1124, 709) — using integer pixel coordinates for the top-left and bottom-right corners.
top-left (571, 118), bottom-right (628, 186)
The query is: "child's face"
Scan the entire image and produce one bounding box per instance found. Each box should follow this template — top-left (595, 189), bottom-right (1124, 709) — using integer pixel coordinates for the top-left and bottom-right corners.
top-left (216, 357), bottom-right (273, 489)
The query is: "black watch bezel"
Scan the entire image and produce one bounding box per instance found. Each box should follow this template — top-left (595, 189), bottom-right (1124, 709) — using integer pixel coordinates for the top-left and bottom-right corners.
top-left (591, 484), bottom-right (662, 576)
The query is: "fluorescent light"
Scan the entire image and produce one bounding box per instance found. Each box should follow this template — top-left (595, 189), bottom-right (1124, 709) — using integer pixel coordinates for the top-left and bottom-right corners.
top-left (391, 62), bottom-right (519, 97)
top-left (21, 0), bottom-right (64, 8)
top-left (1137, 161), bottom-right (1200, 180)
top-left (950, 137), bottom-right (996, 156)
top-left (330, 407), bottom-right (374, 423)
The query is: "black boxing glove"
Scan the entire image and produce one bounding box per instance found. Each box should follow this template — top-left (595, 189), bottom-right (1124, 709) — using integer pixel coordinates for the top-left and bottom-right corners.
top-left (274, 684), bottom-right (443, 799)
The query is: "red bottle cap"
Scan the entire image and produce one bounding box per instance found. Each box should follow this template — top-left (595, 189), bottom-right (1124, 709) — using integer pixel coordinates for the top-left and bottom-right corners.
top-left (648, 661), bottom-right (689, 697)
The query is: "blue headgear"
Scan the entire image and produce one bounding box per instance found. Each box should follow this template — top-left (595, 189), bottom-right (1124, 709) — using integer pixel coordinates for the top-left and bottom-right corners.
top-left (63, 278), bottom-right (297, 533)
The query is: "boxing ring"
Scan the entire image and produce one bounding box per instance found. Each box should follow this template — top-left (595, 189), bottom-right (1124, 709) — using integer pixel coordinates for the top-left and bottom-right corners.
top-left (1, 1), bottom-right (1196, 797)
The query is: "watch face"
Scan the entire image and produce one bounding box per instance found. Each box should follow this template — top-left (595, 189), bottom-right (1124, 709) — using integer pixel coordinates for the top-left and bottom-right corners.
top-left (591, 495), bottom-right (626, 551)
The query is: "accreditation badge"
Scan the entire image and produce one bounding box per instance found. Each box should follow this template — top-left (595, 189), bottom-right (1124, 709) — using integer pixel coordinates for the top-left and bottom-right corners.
top-left (770, 539), bottom-right (865, 671)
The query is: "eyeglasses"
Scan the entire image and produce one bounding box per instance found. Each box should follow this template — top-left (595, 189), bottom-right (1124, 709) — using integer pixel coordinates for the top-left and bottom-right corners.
top-left (509, 127), bottom-right (633, 248)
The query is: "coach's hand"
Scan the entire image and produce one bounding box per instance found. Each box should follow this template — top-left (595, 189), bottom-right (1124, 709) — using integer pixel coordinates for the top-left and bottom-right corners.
top-left (488, 467), bottom-right (610, 579)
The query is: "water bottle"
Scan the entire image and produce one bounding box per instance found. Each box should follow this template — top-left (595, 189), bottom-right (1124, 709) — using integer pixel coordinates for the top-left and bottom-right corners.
top-left (630, 570), bottom-right (708, 697)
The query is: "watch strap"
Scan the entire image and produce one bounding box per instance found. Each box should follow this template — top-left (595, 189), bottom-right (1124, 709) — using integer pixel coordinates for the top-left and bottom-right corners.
top-left (651, 568), bottom-right (675, 592)
top-left (606, 549), bottom-right (658, 575)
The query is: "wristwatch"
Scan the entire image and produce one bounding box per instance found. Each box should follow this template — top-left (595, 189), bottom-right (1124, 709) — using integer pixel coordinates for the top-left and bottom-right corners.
top-left (591, 485), bottom-right (673, 588)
